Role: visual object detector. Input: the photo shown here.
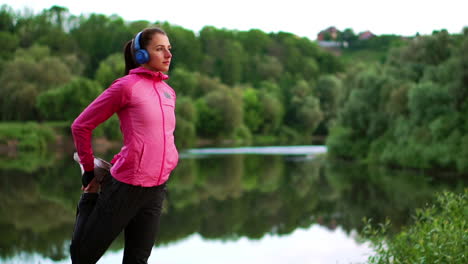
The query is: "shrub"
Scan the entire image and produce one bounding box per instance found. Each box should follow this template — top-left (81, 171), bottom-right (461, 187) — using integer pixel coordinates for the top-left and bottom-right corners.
top-left (363, 189), bottom-right (468, 264)
top-left (0, 122), bottom-right (55, 151)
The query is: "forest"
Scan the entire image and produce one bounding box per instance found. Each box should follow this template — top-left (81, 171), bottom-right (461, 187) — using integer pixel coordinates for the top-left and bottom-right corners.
top-left (0, 4), bottom-right (467, 174)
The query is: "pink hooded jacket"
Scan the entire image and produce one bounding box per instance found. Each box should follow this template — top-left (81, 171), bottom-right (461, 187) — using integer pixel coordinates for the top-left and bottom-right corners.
top-left (71, 67), bottom-right (179, 187)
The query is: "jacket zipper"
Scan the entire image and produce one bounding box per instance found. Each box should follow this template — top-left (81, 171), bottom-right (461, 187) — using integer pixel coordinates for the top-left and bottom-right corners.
top-left (154, 80), bottom-right (166, 185)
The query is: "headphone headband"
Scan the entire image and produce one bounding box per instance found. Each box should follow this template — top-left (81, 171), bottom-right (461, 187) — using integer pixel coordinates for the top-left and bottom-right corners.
top-left (134, 31), bottom-right (143, 51)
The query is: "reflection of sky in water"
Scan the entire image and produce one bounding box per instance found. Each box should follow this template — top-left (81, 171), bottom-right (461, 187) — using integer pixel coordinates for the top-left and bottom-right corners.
top-left (182, 145), bottom-right (327, 158)
top-left (0, 224), bottom-right (373, 264)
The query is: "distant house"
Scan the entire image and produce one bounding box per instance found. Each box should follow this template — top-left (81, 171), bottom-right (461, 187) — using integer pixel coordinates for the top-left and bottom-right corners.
top-left (317, 26), bottom-right (339, 41)
top-left (316, 26), bottom-right (348, 52)
top-left (358, 30), bottom-right (375, 40)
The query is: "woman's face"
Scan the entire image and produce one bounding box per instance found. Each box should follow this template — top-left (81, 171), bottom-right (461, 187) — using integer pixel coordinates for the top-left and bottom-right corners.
top-left (143, 33), bottom-right (172, 72)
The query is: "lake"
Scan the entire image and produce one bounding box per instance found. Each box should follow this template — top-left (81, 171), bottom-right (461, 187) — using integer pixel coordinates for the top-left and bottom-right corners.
top-left (0, 145), bottom-right (464, 264)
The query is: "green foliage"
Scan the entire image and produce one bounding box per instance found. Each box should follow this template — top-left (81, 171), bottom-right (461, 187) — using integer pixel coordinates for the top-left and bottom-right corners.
top-left (163, 23), bottom-right (203, 71)
top-left (375, 114), bottom-right (468, 172)
top-left (258, 91), bottom-right (284, 134)
top-left (195, 88), bottom-right (243, 138)
top-left (0, 5), bottom-right (15, 32)
top-left (0, 4), bottom-right (350, 145)
top-left (315, 75), bottom-right (343, 134)
top-left (174, 96), bottom-right (198, 148)
top-left (233, 124), bottom-right (253, 145)
top-left (363, 189), bottom-right (468, 264)
top-left (0, 122), bottom-right (55, 151)
top-left (36, 77), bottom-right (104, 121)
top-left (0, 45), bottom-right (73, 120)
top-left (284, 80), bottom-right (323, 137)
top-left (167, 67), bottom-right (199, 97)
top-left (93, 114), bottom-right (122, 141)
top-left (0, 31), bottom-right (19, 60)
top-left (95, 53), bottom-right (125, 87)
top-left (242, 87), bottom-right (264, 133)
top-left (329, 30), bottom-right (468, 173)
top-left (326, 125), bottom-right (369, 159)
top-left (70, 13), bottom-right (133, 77)
top-left (254, 55), bottom-right (284, 83)
top-left (408, 82), bottom-right (452, 124)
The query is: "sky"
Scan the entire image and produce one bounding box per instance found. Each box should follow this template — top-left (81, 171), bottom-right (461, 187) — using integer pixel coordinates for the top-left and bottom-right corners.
top-left (2, 0), bottom-right (467, 40)
top-left (3, 225), bottom-right (374, 264)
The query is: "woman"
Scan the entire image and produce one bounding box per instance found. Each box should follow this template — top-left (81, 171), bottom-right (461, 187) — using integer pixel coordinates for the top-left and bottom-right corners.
top-left (70, 27), bottom-right (178, 264)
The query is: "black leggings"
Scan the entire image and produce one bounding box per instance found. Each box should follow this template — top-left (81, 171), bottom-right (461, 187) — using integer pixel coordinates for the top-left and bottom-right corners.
top-left (70, 176), bottom-right (166, 264)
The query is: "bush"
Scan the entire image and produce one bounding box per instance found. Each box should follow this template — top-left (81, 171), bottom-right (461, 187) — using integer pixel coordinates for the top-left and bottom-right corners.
top-left (0, 122), bottom-right (55, 151)
top-left (36, 77), bottom-right (103, 121)
top-left (363, 189), bottom-right (468, 264)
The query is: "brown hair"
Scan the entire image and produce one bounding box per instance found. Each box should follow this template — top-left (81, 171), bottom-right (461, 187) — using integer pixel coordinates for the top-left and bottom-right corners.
top-left (124, 27), bottom-right (167, 75)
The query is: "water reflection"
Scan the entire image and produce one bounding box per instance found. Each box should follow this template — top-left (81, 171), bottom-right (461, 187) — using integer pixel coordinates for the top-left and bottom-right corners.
top-left (0, 146), bottom-right (464, 263)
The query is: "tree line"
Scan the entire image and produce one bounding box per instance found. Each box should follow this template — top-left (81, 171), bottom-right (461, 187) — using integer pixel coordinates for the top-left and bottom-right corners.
top-left (0, 4), bottom-right (343, 148)
top-left (1, 4), bottom-right (467, 173)
top-left (327, 28), bottom-right (468, 173)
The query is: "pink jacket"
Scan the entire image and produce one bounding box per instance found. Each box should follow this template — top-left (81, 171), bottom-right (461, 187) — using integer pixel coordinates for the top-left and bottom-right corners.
top-left (71, 67), bottom-right (179, 187)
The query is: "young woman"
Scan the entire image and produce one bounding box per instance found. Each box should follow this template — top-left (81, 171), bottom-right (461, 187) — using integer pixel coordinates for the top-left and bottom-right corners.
top-left (70, 27), bottom-right (178, 264)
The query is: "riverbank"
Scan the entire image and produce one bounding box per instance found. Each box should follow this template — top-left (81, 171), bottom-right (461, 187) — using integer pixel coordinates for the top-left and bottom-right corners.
top-left (1, 121), bottom-right (467, 178)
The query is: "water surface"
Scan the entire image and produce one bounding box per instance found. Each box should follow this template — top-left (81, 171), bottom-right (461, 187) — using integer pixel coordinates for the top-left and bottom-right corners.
top-left (0, 145), bottom-right (463, 264)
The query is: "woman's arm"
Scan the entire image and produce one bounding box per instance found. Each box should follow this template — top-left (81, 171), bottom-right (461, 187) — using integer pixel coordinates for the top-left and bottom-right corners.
top-left (71, 79), bottom-right (130, 172)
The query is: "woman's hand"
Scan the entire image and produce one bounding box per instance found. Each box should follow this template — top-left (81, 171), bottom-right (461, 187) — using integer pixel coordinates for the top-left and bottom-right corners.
top-left (82, 170), bottom-right (95, 187)
top-left (82, 177), bottom-right (100, 193)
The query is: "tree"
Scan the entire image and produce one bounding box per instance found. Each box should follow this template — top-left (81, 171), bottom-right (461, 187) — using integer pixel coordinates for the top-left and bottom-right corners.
top-left (174, 96), bottom-right (198, 148)
top-left (340, 28), bottom-right (357, 45)
top-left (0, 31), bottom-right (19, 60)
top-left (315, 75), bottom-right (343, 132)
top-left (285, 80), bottom-right (323, 136)
top-left (242, 87), bottom-right (262, 133)
top-left (36, 77), bottom-right (103, 121)
top-left (0, 45), bottom-right (73, 120)
top-left (258, 91), bottom-right (284, 134)
top-left (162, 23), bottom-right (202, 71)
top-left (14, 6), bottom-right (76, 54)
top-left (219, 41), bottom-right (244, 85)
top-left (95, 53), bottom-right (125, 88)
top-left (0, 5), bottom-right (15, 32)
top-left (408, 82), bottom-right (452, 125)
top-left (70, 14), bottom-right (133, 77)
top-left (255, 55), bottom-right (284, 83)
top-left (168, 67), bottom-right (199, 97)
top-left (195, 89), bottom-right (243, 138)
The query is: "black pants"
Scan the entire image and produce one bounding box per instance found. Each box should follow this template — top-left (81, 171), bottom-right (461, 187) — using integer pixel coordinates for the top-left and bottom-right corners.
top-left (70, 176), bottom-right (166, 264)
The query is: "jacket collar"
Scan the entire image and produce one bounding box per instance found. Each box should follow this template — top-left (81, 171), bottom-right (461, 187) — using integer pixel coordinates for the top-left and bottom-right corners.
top-left (129, 67), bottom-right (169, 81)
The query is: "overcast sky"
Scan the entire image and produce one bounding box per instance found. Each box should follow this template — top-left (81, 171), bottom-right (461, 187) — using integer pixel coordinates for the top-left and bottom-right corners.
top-left (2, 0), bottom-right (467, 40)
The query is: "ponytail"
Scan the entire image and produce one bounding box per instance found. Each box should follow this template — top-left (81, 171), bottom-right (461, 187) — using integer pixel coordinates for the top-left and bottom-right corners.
top-left (124, 40), bottom-right (138, 75)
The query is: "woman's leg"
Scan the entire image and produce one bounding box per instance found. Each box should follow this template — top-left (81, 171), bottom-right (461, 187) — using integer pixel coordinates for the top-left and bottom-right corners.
top-left (70, 177), bottom-right (138, 264)
top-left (70, 192), bottom-right (99, 246)
top-left (122, 184), bottom-right (166, 264)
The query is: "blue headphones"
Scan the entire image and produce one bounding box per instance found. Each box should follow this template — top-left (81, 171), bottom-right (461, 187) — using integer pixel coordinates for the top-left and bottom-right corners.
top-left (133, 31), bottom-right (150, 64)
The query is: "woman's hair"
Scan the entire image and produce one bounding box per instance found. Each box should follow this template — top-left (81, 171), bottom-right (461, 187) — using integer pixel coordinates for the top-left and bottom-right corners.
top-left (124, 27), bottom-right (167, 75)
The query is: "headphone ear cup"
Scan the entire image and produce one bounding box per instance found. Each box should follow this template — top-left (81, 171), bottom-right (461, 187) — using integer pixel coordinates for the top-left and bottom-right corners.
top-left (135, 49), bottom-right (150, 64)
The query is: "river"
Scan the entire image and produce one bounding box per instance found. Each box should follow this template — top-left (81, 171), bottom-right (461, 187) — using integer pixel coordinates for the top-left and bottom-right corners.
top-left (0, 145), bottom-right (464, 264)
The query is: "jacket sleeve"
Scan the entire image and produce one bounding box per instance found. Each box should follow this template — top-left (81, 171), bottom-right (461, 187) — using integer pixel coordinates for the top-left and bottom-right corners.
top-left (71, 79), bottom-right (130, 171)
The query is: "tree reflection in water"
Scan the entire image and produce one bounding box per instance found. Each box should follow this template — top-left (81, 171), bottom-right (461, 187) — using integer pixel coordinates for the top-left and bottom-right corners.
top-left (0, 147), bottom-right (464, 262)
